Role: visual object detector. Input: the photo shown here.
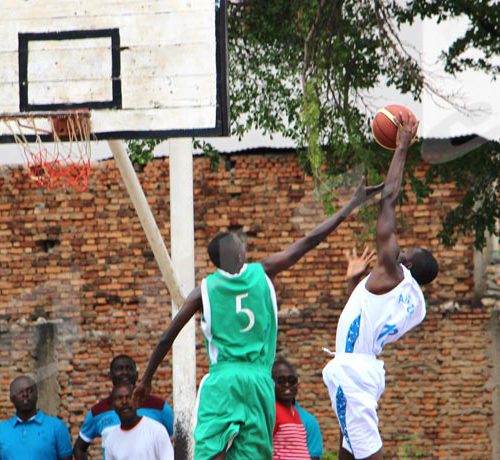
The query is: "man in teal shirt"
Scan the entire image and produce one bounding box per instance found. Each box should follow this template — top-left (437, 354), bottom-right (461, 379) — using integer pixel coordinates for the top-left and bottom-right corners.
top-left (0, 375), bottom-right (72, 460)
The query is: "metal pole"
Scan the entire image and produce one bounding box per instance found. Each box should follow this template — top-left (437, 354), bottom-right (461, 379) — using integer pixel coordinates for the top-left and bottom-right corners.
top-left (169, 138), bottom-right (196, 459)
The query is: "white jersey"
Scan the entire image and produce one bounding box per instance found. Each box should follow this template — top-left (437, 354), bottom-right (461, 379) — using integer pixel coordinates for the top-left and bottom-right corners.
top-left (323, 265), bottom-right (426, 458)
top-left (104, 416), bottom-right (174, 460)
top-left (335, 264), bottom-right (426, 356)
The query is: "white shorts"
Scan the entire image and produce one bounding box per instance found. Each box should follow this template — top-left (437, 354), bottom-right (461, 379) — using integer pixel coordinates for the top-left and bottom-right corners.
top-left (323, 353), bottom-right (386, 459)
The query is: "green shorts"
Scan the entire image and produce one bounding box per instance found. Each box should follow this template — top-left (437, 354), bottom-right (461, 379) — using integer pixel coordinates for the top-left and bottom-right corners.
top-left (194, 362), bottom-right (275, 460)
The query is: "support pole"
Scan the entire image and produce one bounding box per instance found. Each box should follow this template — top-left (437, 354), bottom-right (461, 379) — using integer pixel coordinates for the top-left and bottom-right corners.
top-left (169, 138), bottom-right (196, 459)
top-left (108, 140), bottom-right (185, 307)
top-left (108, 139), bottom-right (196, 457)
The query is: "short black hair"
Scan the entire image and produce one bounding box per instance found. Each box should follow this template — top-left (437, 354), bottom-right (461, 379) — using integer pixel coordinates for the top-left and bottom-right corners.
top-left (111, 380), bottom-right (134, 398)
top-left (410, 248), bottom-right (439, 285)
top-left (110, 354), bottom-right (136, 372)
top-left (207, 232), bottom-right (236, 268)
top-left (272, 356), bottom-right (296, 376)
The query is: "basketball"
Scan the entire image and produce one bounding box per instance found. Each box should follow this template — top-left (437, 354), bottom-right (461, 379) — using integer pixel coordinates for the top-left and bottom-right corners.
top-left (371, 104), bottom-right (417, 150)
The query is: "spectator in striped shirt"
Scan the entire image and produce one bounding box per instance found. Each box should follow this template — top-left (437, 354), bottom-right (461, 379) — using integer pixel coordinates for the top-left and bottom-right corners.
top-left (272, 357), bottom-right (323, 460)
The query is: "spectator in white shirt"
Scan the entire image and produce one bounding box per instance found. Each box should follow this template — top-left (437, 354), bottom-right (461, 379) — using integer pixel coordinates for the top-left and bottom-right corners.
top-left (104, 381), bottom-right (173, 460)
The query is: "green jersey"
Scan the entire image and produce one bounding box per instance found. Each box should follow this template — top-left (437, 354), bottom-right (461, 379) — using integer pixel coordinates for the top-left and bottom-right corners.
top-left (200, 263), bottom-right (278, 369)
top-left (196, 263), bottom-right (278, 459)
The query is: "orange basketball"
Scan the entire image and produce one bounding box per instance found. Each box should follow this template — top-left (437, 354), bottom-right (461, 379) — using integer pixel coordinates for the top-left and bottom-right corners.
top-left (371, 104), bottom-right (417, 150)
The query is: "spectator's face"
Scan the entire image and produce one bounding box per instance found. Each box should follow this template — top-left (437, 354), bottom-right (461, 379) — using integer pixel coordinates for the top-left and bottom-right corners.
top-left (111, 384), bottom-right (137, 422)
top-left (273, 363), bottom-right (298, 406)
top-left (10, 378), bottom-right (37, 413)
top-left (110, 357), bottom-right (138, 386)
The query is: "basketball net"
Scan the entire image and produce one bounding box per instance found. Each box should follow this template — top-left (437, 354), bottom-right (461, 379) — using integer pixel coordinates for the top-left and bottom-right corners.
top-left (0, 111), bottom-right (92, 191)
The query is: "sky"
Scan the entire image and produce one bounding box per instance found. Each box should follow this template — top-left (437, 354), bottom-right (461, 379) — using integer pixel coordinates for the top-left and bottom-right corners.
top-left (421, 17), bottom-right (499, 142)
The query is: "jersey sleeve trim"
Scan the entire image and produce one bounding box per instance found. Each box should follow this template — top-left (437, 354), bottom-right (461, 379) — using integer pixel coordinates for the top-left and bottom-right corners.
top-left (201, 277), bottom-right (219, 364)
top-left (79, 431), bottom-right (93, 443)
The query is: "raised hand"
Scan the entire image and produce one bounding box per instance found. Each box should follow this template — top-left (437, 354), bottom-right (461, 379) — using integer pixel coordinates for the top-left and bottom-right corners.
top-left (345, 246), bottom-right (376, 281)
top-left (395, 111), bottom-right (419, 149)
top-left (350, 176), bottom-right (385, 207)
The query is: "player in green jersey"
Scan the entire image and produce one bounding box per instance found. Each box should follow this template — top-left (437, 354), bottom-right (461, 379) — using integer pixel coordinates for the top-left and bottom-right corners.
top-left (134, 178), bottom-right (382, 460)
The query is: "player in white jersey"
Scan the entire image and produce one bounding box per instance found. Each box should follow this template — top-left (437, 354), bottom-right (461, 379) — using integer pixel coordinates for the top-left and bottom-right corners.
top-left (323, 112), bottom-right (439, 460)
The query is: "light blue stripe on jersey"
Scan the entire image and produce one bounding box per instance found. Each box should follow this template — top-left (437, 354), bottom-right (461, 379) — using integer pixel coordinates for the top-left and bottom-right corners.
top-left (345, 314), bottom-right (361, 352)
top-left (336, 386), bottom-right (354, 453)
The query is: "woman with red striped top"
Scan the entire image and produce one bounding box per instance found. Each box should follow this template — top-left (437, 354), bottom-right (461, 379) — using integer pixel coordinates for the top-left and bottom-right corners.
top-left (272, 358), bottom-right (311, 460)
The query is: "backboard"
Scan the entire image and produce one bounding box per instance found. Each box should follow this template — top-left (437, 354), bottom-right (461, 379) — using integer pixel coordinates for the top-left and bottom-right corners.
top-left (0, 0), bottom-right (229, 143)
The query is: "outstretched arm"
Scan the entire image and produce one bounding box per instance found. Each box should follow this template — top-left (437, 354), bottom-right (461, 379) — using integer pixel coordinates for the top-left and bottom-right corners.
top-left (374, 112), bottom-right (418, 276)
top-left (261, 179), bottom-right (383, 279)
top-left (134, 287), bottom-right (202, 401)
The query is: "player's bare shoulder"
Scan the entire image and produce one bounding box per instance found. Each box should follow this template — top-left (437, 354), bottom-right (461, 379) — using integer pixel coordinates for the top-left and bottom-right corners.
top-left (365, 260), bottom-right (404, 295)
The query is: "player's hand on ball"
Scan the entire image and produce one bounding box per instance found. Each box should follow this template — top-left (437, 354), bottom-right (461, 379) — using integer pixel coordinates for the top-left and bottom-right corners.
top-left (395, 111), bottom-right (419, 149)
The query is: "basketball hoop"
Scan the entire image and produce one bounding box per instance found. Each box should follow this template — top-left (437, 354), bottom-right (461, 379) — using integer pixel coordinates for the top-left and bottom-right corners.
top-left (0, 110), bottom-right (92, 191)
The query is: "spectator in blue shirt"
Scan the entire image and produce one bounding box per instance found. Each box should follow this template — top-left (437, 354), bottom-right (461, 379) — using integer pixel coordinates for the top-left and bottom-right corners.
top-left (296, 404), bottom-right (323, 460)
top-left (0, 375), bottom-right (72, 460)
top-left (73, 354), bottom-right (174, 460)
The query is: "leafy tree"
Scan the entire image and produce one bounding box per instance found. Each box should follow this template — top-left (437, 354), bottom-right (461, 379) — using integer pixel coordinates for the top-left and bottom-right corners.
top-left (126, 139), bottom-right (161, 171)
top-left (397, 1), bottom-right (500, 76)
top-left (225, 0), bottom-right (499, 249)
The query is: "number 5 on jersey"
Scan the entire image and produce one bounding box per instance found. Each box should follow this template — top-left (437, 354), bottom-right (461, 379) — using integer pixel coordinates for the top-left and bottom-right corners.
top-left (236, 293), bottom-right (255, 332)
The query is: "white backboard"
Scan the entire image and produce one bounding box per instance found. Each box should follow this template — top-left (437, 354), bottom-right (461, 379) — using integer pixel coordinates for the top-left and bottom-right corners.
top-left (0, 0), bottom-right (229, 143)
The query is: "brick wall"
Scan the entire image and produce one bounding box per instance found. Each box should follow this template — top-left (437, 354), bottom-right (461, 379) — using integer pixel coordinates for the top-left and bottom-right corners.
top-left (0, 152), bottom-right (496, 459)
